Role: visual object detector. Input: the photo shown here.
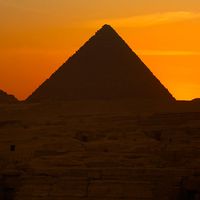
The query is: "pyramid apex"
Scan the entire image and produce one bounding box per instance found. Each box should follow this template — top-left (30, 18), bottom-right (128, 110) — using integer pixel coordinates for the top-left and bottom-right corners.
top-left (95, 24), bottom-right (119, 38)
top-left (99, 24), bottom-right (115, 32)
top-left (102, 24), bottom-right (112, 28)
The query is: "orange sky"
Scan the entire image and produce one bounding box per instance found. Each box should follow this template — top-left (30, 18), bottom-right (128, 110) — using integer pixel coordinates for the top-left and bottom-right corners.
top-left (0, 0), bottom-right (200, 100)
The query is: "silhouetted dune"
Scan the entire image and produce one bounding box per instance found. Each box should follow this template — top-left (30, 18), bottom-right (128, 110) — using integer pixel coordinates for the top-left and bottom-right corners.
top-left (171, 100), bottom-right (200, 112)
top-left (27, 25), bottom-right (175, 104)
top-left (0, 89), bottom-right (18, 104)
top-left (191, 98), bottom-right (200, 103)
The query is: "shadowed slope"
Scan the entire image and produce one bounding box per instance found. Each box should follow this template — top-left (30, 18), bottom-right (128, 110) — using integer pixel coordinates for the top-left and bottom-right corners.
top-left (0, 90), bottom-right (18, 103)
top-left (27, 25), bottom-right (175, 103)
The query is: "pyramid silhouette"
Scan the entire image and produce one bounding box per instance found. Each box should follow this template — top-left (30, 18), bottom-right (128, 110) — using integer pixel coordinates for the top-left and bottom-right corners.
top-left (0, 90), bottom-right (18, 103)
top-left (27, 25), bottom-right (175, 103)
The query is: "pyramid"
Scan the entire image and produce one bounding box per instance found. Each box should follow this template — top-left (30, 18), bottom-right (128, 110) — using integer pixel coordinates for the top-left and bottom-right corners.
top-left (27, 25), bottom-right (175, 102)
top-left (0, 90), bottom-right (18, 103)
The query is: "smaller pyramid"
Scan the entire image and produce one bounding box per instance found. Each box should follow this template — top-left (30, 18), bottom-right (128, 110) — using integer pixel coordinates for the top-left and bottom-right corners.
top-left (0, 90), bottom-right (18, 104)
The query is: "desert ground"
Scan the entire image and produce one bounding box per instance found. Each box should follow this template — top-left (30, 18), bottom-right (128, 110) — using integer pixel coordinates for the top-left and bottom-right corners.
top-left (0, 101), bottom-right (200, 200)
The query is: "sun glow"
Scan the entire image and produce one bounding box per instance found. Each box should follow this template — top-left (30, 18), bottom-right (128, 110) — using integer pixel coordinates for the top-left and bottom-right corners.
top-left (0, 0), bottom-right (200, 100)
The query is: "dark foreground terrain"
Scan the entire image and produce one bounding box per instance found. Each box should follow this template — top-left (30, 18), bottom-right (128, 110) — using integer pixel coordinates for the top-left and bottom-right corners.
top-left (0, 101), bottom-right (200, 200)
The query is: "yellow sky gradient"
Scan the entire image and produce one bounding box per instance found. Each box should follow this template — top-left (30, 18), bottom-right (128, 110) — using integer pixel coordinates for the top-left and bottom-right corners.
top-left (0, 0), bottom-right (200, 100)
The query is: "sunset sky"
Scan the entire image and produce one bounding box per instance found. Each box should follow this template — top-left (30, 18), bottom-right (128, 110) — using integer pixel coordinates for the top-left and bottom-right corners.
top-left (0, 0), bottom-right (200, 100)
